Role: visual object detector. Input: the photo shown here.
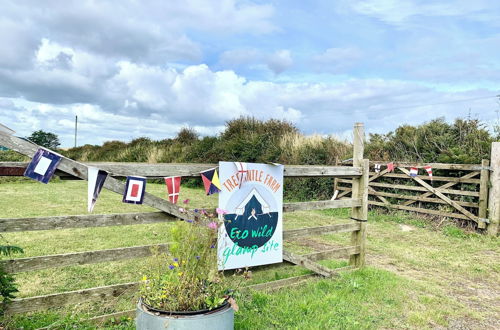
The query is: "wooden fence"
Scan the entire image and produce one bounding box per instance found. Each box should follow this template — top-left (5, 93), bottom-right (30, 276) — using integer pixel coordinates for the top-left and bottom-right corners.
top-left (0, 123), bottom-right (370, 324)
top-left (334, 141), bottom-right (500, 236)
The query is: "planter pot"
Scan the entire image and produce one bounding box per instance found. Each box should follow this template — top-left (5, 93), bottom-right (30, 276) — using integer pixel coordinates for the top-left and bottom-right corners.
top-left (136, 300), bottom-right (234, 330)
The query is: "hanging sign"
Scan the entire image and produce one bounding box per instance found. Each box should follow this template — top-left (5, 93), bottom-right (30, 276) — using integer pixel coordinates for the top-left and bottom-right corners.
top-left (217, 161), bottom-right (284, 270)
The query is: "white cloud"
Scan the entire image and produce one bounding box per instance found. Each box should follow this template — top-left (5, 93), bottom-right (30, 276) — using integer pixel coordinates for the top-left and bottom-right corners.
top-left (0, 0), bottom-right (275, 68)
top-left (0, 0), bottom-right (498, 148)
top-left (266, 50), bottom-right (293, 74)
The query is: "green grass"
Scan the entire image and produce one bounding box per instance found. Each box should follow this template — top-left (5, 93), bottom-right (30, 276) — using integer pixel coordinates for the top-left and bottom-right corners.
top-left (237, 267), bottom-right (409, 329)
top-left (0, 181), bottom-right (498, 329)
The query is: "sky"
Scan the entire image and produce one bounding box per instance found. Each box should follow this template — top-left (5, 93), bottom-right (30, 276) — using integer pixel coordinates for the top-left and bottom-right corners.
top-left (0, 0), bottom-right (499, 147)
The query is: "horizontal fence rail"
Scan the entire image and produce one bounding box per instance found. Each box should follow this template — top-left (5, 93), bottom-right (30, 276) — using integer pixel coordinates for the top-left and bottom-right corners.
top-left (4, 242), bottom-right (360, 314)
top-left (338, 179), bottom-right (480, 197)
top-left (1, 223), bottom-right (361, 274)
top-left (0, 197), bottom-right (361, 233)
top-left (0, 212), bottom-right (176, 232)
top-left (0, 244), bottom-right (170, 273)
top-left (0, 162), bottom-right (362, 178)
top-left (343, 161), bottom-right (488, 171)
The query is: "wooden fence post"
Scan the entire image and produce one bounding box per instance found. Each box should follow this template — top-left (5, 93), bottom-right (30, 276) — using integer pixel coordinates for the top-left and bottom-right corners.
top-left (478, 159), bottom-right (490, 229)
top-left (487, 142), bottom-right (499, 236)
top-left (349, 123), bottom-right (368, 267)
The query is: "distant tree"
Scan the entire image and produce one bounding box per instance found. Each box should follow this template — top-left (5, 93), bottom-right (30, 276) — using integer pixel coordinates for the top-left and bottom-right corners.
top-left (175, 127), bottom-right (198, 144)
top-left (26, 130), bottom-right (60, 149)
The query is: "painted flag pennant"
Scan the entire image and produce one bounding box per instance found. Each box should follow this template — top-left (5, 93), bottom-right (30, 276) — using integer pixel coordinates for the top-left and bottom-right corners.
top-left (387, 162), bottom-right (395, 172)
top-left (164, 176), bottom-right (181, 204)
top-left (200, 168), bottom-right (221, 195)
top-left (234, 162), bottom-right (247, 188)
top-left (374, 164), bottom-right (381, 173)
top-left (424, 165), bottom-right (433, 181)
top-left (409, 167), bottom-right (418, 177)
top-left (88, 167), bottom-right (108, 212)
top-left (123, 176), bottom-right (146, 204)
top-left (24, 148), bottom-right (62, 184)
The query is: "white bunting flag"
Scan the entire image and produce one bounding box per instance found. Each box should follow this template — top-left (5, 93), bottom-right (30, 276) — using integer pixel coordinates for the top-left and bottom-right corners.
top-left (409, 167), bottom-right (418, 177)
top-left (88, 167), bottom-right (108, 212)
top-left (374, 164), bottom-right (381, 173)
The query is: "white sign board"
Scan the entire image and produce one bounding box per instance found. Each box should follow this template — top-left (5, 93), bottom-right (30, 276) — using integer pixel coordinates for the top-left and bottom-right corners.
top-left (218, 161), bottom-right (284, 270)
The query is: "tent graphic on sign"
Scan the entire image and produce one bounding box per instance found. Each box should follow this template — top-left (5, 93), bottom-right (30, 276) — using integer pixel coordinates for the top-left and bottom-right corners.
top-left (234, 188), bottom-right (270, 216)
top-left (223, 188), bottom-right (278, 249)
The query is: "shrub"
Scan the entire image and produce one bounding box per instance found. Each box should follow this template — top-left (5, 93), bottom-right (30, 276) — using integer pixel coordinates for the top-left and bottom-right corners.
top-left (365, 117), bottom-right (493, 163)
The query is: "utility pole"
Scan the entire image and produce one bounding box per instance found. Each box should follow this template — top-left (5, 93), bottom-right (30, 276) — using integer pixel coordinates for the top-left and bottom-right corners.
top-left (74, 115), bottom-right (78, 148)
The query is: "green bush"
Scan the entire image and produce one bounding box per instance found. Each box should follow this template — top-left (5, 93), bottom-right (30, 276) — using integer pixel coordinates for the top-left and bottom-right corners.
top-left (52, 116), bottom-right (497, 201)
top-left (366, 118), bottom-right (493, 163)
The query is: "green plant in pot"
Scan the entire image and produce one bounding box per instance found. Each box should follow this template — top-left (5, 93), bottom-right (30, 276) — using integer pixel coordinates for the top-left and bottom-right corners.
top-left (137, 205), bottom-right (246, 329)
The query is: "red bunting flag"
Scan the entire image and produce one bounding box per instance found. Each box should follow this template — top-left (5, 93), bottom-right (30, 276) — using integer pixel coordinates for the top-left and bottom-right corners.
top-left (387, 162), bottom-right (395, 172)
top-left (409, 167), bottom-right (418, 177)
top-left (424, 165), bottom-right (433, 181)
top-left (164, 176), bottom-right (181, 204)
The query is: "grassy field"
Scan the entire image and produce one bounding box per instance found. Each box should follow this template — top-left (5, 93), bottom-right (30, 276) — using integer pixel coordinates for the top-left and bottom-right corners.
top-left (0, 180), bottom-right (498, 329)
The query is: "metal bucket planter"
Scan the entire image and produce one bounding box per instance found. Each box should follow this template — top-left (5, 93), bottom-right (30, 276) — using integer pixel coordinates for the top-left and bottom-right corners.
top-left (136, 300), bottom-right (234, 330)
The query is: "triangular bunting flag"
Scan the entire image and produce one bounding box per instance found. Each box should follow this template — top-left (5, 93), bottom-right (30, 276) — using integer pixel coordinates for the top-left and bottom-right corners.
top-left (424, 165), bottom-right (433, 181)
top-left (374, 164), bottom-right (381, 173)
top-left (409, 167), bottom-right (418, 177)
top-left (123, 176), bottom-right (146, 204)
top-left (24, 148), bottom-right (62, 184)
top-left (88, 167), bottom-right (108, 212)
top-left (234, 162), bottom-right (247, 188)
top-left (164, 176), bottom-right (181, 204)
top-left (387, 162), bottom-right (395, 172)
top-left (200, 168), bottom-right (221, 195)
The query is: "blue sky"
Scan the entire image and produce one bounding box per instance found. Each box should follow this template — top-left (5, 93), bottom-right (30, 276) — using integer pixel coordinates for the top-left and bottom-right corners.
top-left (0, 0), bottom-right (498, 147)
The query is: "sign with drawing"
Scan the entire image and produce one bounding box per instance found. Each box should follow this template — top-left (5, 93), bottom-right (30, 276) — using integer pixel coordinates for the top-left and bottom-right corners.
top-left (217, 161), bottom-right (284, 270)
